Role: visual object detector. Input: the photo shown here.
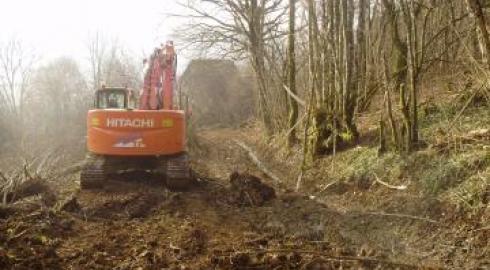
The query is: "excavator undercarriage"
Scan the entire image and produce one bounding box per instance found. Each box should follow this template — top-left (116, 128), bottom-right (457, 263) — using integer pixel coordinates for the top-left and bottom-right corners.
top-left (80, 153), bottom-right (194, 190)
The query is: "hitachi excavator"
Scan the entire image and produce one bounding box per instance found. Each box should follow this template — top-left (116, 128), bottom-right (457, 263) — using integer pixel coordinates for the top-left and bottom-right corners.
top-left (80, 41), bottom-right (193, 190)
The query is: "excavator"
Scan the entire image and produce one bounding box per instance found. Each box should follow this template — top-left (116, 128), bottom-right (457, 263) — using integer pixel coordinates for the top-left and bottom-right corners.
top-left (80, 41), bottom-right (193, 190)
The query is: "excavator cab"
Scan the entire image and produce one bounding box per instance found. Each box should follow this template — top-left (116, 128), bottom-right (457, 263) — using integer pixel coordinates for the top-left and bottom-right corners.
top-left (95, 87), bottom-right (129, 109)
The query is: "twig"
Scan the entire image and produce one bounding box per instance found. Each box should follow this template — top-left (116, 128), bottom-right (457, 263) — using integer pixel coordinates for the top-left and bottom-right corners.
top-left (317, 180), bottom-right (339, 194)
top-left (373, 174), bottom-right (408, 190)
top-left (234, 140), bottom-right (281, 184)
top-left (7, 229), bottom-right (28, 242)
top-left (244, 191), bottom-right (255, 207)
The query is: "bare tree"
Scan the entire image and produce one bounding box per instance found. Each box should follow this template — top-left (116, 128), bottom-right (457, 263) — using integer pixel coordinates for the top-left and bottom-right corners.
top-left (86, 33), bottom-right (143, 90)
top-left (86, 32), bottom-right (106, 90)
top-left (174, 0), bottom-right (287, 134)
top-left (28, 57), bottom-right (88, 136)
top-left (0, 38), bottom-right (35, 118)
top-left (172, 0), bottom-right (484, 158)
top-left (0, 38), bottom-right (36, 151)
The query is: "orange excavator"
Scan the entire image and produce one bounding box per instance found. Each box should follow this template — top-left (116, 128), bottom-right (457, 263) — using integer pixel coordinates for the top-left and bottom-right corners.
top-left (80, 41), bottom-right (193, 190)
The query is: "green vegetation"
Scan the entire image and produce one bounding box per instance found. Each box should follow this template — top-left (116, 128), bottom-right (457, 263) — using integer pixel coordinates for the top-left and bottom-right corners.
top-left (303, 102), bottom-right (489, 212)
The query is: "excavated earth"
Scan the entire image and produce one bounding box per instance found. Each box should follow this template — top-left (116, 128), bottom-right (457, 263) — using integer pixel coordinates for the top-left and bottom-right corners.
top-left (0, 129), bottom-right (488, 269)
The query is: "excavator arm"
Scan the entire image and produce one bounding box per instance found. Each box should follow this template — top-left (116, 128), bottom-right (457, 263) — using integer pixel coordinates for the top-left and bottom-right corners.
top-left (139, 41), bottom-right (177, 110)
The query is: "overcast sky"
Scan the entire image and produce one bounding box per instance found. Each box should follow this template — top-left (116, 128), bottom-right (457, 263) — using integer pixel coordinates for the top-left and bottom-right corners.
top-left (0, 0), bottom-right (188, 69)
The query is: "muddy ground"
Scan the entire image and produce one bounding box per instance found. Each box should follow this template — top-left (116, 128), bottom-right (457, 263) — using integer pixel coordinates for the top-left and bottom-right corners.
top-left (0, 129), bottom-right (488, 269)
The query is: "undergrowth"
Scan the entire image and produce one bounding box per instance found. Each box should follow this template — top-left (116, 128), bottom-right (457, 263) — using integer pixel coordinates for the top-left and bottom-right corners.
top-left (307, 101), bottom-right (489, 211)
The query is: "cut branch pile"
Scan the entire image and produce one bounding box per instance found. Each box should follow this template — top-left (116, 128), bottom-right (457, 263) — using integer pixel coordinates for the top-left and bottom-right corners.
top-left (0, 163), bottom-right (55, 208)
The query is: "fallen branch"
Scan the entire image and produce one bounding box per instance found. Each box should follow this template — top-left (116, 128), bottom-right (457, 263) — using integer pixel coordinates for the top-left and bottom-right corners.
top-left (282, 84), bottom-right (306, 107)
top-left (472, 226), bottom-right (490, 232)
top-left (234, 140), bottom-right (281, 184)
top-left (447, 83), bottom-right (484, 132)
top-left (373, 174), bottom-right (408, 190)
top-left (467, 128), bottom-right (490, 138)
top-left (354, 211), bottom-right (442, 225)
top-left (223, 248), bottom-right (434, 269)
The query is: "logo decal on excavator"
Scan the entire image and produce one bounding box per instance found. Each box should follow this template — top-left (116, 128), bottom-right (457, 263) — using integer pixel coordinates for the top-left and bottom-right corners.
top-left (91, 117), bottom-right (100, 127)
top-left (161, 119), bottom-right (174, 128)
top-left (113, 134), bottom-right (146, 148)
top-left (106, 118), bottom-right (154, 128)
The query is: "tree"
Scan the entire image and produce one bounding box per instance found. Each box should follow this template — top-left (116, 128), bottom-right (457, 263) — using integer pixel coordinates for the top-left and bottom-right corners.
top-left (0, 38), bottom-right (35, 149)
top-left (86, 33), bottom-right (143, 91)
top-left (28, 57), bottom-right (88, 136)
top-left (174, 0), bottom-right (287, 135)
top-left (0, 38), bottom-right (35, 119)
top-left (287, 0), bottom-right (298, 146)
top-left (341, 0), bottom-right (358, 138)
top-left (86, 32), bottom-right (106, 90)
top-left (174, 0), bottom-right (483, 158)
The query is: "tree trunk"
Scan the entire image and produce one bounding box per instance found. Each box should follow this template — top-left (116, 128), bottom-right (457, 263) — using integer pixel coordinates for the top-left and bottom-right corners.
top-left (248, 0), bottom-right (273, 135)
top-left (382, 0), bottom-right (412, 152)
top-left (341, 0), bottom-right (358, 139)
top-left (406, 0), bottom-right (419, 144)
top-left (465, 0), bottom-right (490, 70)
top-left (356, 0), bottom-right (367, 113)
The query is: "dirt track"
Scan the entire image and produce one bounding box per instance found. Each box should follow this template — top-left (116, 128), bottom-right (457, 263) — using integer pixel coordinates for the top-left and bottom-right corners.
top-left (0, 129), bottom-right (488, 269)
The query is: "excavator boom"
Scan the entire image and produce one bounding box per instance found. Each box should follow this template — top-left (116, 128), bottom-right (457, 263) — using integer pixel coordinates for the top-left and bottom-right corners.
top-left (139, 42), bottom-right (177, 110)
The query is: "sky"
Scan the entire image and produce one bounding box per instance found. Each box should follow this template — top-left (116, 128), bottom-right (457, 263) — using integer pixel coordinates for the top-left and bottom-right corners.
top-left (0, 0), bottom-right (188, 70)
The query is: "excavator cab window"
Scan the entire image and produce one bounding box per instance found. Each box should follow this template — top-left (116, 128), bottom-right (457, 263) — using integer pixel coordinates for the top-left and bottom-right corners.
top-left (96, 89), bottom-right (128, 109)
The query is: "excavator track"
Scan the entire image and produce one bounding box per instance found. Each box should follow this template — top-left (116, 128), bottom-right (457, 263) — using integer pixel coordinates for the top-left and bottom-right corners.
top-left (159, 153), bottom-right (195, 190)
top-left (80, 156), bottom-right (106, 189)
top-left (80, 153), bottom-right (194, 190)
